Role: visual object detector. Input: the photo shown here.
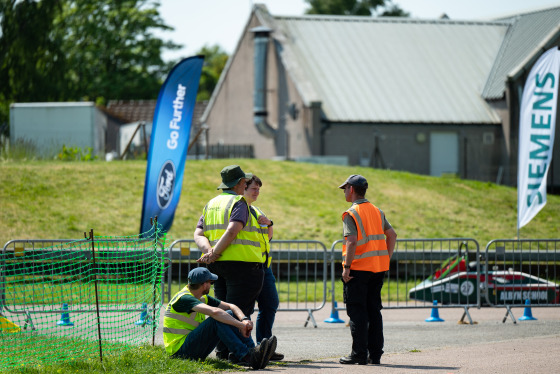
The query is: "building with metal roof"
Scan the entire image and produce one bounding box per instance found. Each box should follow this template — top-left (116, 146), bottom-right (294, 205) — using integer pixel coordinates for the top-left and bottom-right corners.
top-left (201, 4), bottom-right (560, 187)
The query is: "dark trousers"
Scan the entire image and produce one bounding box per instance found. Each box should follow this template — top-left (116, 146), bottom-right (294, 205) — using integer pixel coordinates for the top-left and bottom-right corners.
top-left (208, 260), bottom-right (264, 356)
top-left (343, 270), bottom-right (385, 360)
top-left (256, 266), bottom-right (279, 343)
top-left (172, 311), bottom-right (255, 360)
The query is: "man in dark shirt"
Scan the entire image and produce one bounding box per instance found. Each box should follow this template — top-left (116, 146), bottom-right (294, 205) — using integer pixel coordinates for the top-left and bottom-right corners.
top-left (163, 267), bottom-right (277, 370)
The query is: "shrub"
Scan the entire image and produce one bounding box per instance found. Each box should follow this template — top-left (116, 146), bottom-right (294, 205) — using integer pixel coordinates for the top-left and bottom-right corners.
top-left (57, 145), bottom-right (98, 161)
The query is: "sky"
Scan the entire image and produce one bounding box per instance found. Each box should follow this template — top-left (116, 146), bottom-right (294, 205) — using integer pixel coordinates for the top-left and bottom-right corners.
top-left (155, 0), bottom-right (560, 62)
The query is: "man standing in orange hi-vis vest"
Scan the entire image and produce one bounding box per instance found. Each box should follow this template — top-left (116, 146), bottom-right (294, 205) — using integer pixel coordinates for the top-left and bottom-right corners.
top-left (337, 175), bottom-right (397, 366)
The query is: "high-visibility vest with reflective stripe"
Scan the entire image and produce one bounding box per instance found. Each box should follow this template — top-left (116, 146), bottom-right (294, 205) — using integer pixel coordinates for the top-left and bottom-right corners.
top-left (252, 206), bottom-right (270, 267)
top-left (163, 286), bottom-right (207, 356)
top-left (342, 203), bottom-right (390, 273)
top-left (202, 193), bottom-right (263, 263)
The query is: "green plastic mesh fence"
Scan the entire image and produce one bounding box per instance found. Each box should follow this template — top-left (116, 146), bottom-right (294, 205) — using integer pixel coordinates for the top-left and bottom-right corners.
top-left (0, 225), bottom-right (168, 369)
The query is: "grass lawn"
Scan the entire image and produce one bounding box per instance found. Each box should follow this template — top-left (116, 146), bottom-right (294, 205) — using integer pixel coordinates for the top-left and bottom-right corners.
top-left (1, 159), bottom-right (559, 247)
top-left (0, 335), bottom-right (239, 373)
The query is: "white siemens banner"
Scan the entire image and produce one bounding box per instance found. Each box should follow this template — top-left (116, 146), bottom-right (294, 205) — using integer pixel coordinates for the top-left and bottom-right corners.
top-left (518, 47), bottom-right (560, 229)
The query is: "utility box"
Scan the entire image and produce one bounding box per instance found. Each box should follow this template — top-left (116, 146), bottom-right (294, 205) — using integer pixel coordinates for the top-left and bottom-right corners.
top-left (10, 102), bottom-right (107, 158)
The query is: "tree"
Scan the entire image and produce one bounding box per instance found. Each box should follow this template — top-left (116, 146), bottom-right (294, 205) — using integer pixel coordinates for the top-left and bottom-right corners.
top-left (196, 44), bottom-right (229, 101)
top-left (304, 0), bottom-right (409, 17)
top-left (55, 0), bottom-right (181, 103)
top-left (0, 0), bottom-right (67, 123)
top-left (0, 0), bottom-right (180, 124)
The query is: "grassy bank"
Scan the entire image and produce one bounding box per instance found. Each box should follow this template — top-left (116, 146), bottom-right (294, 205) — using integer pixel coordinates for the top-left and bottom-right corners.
top-left (0, 338), bottom-right (237, 374)
top-left (1, 159), bottom-right (559, 247)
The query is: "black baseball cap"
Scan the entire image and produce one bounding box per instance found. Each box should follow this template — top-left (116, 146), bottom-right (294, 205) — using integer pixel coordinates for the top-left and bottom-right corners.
top-left (338, 174), bottom-right (368, 189)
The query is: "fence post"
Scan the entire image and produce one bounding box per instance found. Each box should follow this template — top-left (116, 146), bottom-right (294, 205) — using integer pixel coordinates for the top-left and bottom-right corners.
top-left (86, 229), bottom-right (103, 363)
top-left (151, 216), bottom-right (159, 346)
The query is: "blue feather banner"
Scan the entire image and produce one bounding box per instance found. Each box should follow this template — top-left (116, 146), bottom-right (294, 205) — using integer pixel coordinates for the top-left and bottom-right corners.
top-left (140, 56), bottom-right (204, 236)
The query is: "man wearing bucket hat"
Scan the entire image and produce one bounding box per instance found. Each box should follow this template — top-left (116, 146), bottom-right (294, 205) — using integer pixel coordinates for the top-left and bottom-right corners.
top-left (163, 267), bottom-right (277, 369)
top-left (194, 165), bottom-right (266, 360)
top-left (337, 174), bottom-right (397, 366)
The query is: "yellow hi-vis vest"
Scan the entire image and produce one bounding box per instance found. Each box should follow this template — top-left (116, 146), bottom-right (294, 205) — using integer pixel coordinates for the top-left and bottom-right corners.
top-left (342, 203), bottom-right (390, 273)
top-left (251, 206), bottom-right (271, 267)
top-left (163, 286), bottom-right (207, 356)
top-left (202, 193), bottom-right (264, 263)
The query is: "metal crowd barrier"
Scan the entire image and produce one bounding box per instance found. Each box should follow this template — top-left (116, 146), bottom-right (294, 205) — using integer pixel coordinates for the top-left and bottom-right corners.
top-left (164, 239), bottom-right (202, 302)
top-left (329, 238), bottom-right (481, 324)
top-left (5, 237), bottom-right (558, 329)
top-left (166, 239), bottom-right (328, 327)
top-left (484, 239), bottom-right (560, 323)
top-left (1, 238), bottom-right (164, 331)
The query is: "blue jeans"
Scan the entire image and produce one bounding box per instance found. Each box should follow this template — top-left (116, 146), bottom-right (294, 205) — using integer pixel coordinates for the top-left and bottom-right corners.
top-left (256, 266), bottom-right (279, 343)
top-left (173, 312), bottom-right (255, 360)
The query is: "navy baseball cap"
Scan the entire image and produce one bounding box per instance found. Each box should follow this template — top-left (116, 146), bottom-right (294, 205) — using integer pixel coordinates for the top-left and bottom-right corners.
top-left (188, 267), bottom-right (218, 284)
top-left (338, 174), bottom-right (368, 189)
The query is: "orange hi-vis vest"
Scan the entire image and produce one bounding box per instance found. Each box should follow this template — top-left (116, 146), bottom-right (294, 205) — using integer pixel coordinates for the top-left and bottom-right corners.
top-left (342, 202), bottom-right (390, 273)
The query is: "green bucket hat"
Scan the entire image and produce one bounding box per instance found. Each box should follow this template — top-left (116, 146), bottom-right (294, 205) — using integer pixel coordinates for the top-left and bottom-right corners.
top-left (217, 165), bottom-right (252, 190)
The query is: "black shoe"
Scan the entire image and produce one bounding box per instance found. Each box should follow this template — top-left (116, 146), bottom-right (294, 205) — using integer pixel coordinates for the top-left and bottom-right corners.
top-left (244, 338), bottom-right (269, 370)
top-left (368, 357), bottom-right (381, 365)
top-left (339, 355), bottom-right (367, 365)
top-left (260, 335), bottom-right (277, 369)
top-left (270, 352), bottom-right (285, 361)
top-left (216, 350), bottom-right (229, 360)
top-left (228, 352), bottom-right (249, 365)
top-left (368, 353), bottom-right (382, 365)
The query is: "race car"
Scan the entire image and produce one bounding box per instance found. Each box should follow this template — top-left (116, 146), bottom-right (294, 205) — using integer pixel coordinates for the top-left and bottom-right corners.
top-left (408, 254), bottom-right (560, 305)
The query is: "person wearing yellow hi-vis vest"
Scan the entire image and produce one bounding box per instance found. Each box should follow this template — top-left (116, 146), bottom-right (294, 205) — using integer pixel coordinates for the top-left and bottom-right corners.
top-left (163, 267), bottom-right (277, 370)
top-left (194, 165), bottom-right (266, 360)
top-left (244, 175), bottom-right (284, 361)
top-left (337, 175), bottom-right (397, 366)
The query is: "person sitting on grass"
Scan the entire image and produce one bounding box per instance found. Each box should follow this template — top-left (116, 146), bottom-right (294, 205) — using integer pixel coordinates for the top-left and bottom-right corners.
top-left (163, 267), bottom-right (277, 370)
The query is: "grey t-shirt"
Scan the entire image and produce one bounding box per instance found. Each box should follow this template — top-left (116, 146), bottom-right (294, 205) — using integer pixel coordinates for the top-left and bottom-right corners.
top-left (343, 199), bottom-right (392, 237)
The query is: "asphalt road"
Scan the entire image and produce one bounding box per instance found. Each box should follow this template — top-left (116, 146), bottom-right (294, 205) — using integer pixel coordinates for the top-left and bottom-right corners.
top-left (152, 303), bottom-right (560, 373)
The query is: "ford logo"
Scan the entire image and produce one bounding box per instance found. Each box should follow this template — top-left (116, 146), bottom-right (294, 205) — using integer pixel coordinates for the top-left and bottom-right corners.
top-left (157, 161), bottom-right (175, 209)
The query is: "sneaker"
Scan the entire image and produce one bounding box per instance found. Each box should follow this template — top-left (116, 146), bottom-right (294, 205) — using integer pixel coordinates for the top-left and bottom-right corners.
top-left (244, 338), bottom-right (269, 370)
top-left (270, 352), bottom-right (285, 361)
top-left (260, 335), bottom-right (277, 369)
